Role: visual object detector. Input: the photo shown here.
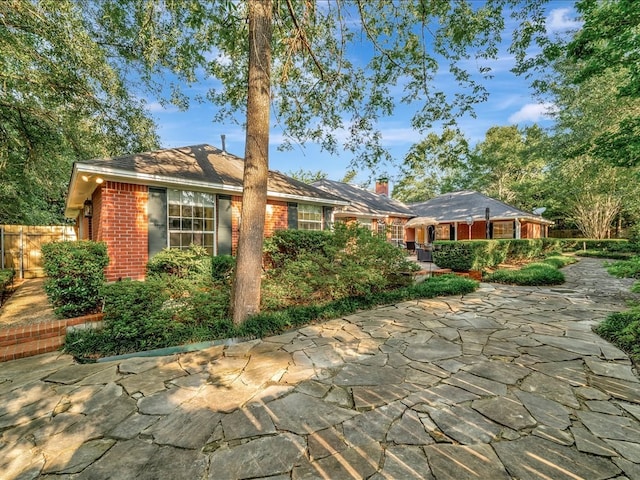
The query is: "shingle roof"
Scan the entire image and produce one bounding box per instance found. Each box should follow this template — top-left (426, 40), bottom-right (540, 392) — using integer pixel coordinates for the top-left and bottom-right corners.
top-left (312, 179), bottom-right (415, 217)
top-left (409, 190), bottom-right (552, 224)
top-left (77, 144), bottom-right (346, 203)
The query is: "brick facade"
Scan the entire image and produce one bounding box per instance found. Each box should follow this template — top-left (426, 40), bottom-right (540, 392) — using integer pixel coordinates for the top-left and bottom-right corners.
top-left (230, 196), bottom-right (289, 255)
top-left (94, 182), bottom-right (149, 281)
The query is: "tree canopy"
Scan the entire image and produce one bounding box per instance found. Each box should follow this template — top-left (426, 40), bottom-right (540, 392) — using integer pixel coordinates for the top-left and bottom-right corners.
top-left (0, 0), bottom-right (158, 224)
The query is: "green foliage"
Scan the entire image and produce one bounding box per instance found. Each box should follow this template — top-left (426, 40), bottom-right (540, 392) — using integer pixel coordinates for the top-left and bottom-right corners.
top-left (595, 308), bottom-right (640, 361)
top-left (433, 239), bottom-right (563, 271)
top-left (64, 276), bottom-right (234, 358)
top-left (146, 245), bottom-right (211, 281)
top-left (606, 257), bottom-right (640, 280)
top-left (484, 262), bottom-right (565, 286)
top-left (432, 244), bottom-right (475, 271)
top-left (263, 229), bottom-right (332, 269)
top-left (0, 1), bottom-right (158, 224)
top-left (542, 256), bottom-right (577, 269)
top-left (0, 269), bottom-right (15, 305)
top-left (262, 224), bottom-right (419, 309)
top-left (211, 255), bottom-right (236, 283)
top-left (42, 241), bottom-right (109, 318)
top-left (577, 250), bottom-right (637, 260)
top-left (239, 275), bottom-right (477, 340)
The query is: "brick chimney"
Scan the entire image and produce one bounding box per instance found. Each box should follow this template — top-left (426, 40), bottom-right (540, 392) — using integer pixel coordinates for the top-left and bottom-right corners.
top-left (375, 177), bottom-right (389, 196)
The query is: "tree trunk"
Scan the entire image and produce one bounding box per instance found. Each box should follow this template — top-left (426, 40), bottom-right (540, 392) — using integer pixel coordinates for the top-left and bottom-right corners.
top-left (232, 0), bottom-right (272, 325)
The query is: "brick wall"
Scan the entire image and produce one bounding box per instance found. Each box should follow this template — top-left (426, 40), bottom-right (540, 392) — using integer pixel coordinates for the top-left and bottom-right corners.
top-left (230, 197), bottom-right (289, 255)
top-left (94, 181), bottom-right (149, 281)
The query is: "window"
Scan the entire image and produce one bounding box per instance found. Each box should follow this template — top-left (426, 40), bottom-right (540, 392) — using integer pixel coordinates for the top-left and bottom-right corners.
top-left (298, 204), bottom-right (323, 230)
top-left (168, 189), bottom-right (215, 254)
top-left (391, 224), bottom-right (404, 244)
top-left (436, 224), bottom-right (450, 240)
top-left (493, 221), bottom-right (514, 239)
top-left (377, 221), bottom-right (387, 237)
top-left (358, 218), bottom-right (373, 231)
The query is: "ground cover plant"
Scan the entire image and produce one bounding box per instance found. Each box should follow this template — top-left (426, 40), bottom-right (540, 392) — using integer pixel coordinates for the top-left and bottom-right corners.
top-left (595, 307), bottom-right (640, 363)
top-left (483, 255), bottom-right (575, 286)
top-left (63, 228), bottom-right (476, 359)
top-left (595, 253), bottom-right (640, 362)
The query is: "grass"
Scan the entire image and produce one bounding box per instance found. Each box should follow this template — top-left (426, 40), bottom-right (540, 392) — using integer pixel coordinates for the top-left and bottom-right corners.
top-left (483, 255), bottom-right (574, 286)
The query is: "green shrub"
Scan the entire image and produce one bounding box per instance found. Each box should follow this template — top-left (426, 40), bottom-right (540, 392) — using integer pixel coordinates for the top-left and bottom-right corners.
top-left (212, 255), bottom-right (235, 282)
top-left (0, 269), bottom-right (15, 305)
top-left (42, 241), bottom-right (109, 318)
top-left (262, 224), bottom-right (419, 309)
top-left (433, 243), bottom-right (475, 271)
top-left (594, 308), bottom-right (640, 361)
top-left (433, 239), bottom-right (563, 271)
top-left (484, 263), bottom-right (565, 286)
top-left (263, 229), bottom-right (332, 269)
top-left (147, 245), bottom-right (211, 281)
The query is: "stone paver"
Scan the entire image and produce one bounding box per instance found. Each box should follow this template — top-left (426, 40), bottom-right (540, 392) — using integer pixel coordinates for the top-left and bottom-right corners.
top-left (0, 257), bottom-right (639, 479)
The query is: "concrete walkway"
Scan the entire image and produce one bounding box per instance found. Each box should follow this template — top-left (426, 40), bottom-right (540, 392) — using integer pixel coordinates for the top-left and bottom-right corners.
top-left (1, 258), bottom-right (639, 479)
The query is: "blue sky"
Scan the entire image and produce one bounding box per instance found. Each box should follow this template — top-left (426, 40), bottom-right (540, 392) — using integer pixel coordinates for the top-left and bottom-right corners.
top-left (145, 2), bottom-right (581, 188)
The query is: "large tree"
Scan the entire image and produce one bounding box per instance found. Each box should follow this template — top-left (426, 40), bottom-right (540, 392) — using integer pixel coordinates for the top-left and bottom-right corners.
top-left (0, 0), bottom-right (158, 224)
top-left (84, 0), bottom-right (551, 323)
top-left (392, 127), bottom-right (470, 203)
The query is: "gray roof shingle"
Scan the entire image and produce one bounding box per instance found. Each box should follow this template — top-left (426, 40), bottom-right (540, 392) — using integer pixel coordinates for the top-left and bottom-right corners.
top-left (312, 179), bottom-right (415, 217)
top-left (409, 190), bottom-right (552, 223)
top-left (78, 144), bottom-right (346, 203)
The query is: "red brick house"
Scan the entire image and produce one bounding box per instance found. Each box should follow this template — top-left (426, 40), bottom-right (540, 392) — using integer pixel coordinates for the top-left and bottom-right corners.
top-left (65, 145), bottom-right (347, 281)
top-left (409, 190), bottom-right (553, 243)
top-left (312, 178), bottom-right (416, 246)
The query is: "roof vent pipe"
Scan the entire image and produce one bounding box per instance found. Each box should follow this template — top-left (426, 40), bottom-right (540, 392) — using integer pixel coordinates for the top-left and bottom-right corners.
top-left (221, 134), bottom-right (226, 153)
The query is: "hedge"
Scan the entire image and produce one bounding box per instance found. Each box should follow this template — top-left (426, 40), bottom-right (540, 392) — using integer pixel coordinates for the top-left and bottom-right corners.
top-left (432, 238), bottom-right (638, 272)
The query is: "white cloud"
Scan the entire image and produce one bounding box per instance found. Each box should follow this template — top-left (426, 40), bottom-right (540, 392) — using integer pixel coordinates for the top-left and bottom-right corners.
top-left (547, 8), bottom-right (582, 32)
top-left (508, 103), bottom-right (557, 123)
top-left (145, 101), bottom-right (178, 113)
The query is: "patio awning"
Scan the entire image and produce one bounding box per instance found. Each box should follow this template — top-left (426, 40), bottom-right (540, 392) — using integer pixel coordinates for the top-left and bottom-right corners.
top-left (405, 216), bottom-right (438, 228)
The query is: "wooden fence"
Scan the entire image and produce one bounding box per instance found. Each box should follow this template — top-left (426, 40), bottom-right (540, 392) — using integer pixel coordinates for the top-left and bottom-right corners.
top-left (0, 225), bottom-right (77, 279)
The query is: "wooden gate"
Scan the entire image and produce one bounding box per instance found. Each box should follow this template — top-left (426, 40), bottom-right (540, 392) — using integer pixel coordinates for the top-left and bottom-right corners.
top-left (0, 225), bottom-right (77, 278)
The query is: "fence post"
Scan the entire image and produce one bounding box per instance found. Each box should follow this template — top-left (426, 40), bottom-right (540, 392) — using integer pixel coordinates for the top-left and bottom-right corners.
top-left (19, 226), bottom-right (24, 279)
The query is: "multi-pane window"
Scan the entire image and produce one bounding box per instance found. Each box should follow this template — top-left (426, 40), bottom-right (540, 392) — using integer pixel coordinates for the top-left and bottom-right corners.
top-left (377, 221), bottom-right (387, 237)
top-left (298, 204), bottom-right (323, 230)
top-left (168, 189), bottom-right (215, 254)
top-left (391, 224), bottom-right (404, 244)
top-left (436, 224), bottom-right (450, 240)
top-left (358, 218), bottom-right (373, 231)
top-left (493, 221), bottom-right (514, 239)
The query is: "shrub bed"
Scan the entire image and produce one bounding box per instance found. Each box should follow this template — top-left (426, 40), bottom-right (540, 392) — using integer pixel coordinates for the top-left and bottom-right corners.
top-left (63, 226), bottom-right (473, 359)
top-left (484, 261), bottom-right (566, 286)
top-left (42, 241), bottom-right (109, 318)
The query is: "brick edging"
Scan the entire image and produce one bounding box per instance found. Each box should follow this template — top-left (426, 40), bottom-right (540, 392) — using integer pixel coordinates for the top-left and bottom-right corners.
top-left (0, 313), bottom-right (104, 361)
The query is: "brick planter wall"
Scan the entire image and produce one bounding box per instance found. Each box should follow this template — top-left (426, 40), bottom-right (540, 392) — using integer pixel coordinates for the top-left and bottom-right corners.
top-left (0, 313), bottom-right (104, 362)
